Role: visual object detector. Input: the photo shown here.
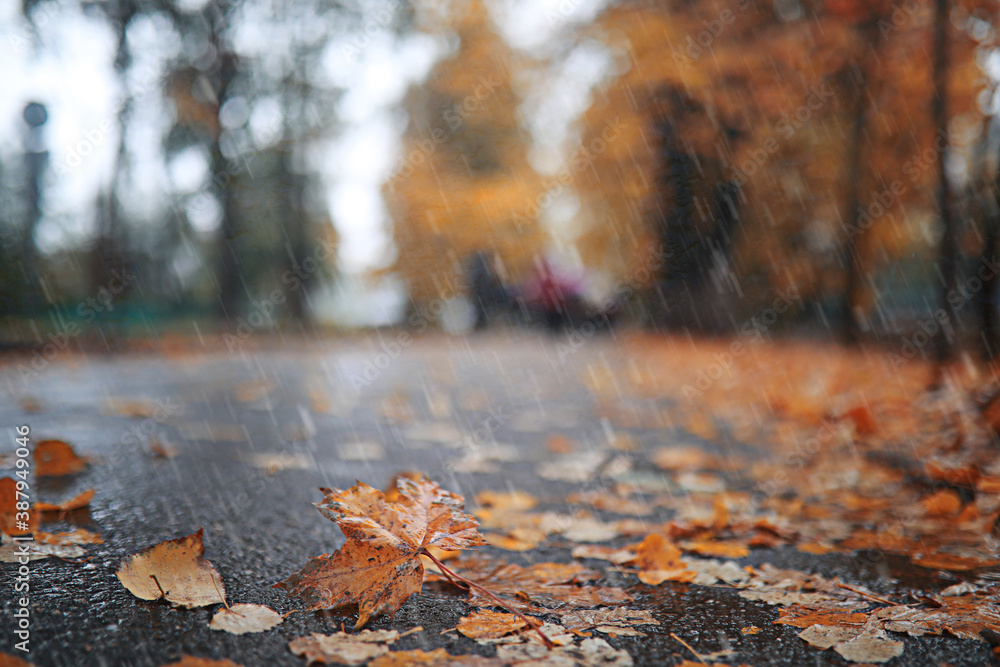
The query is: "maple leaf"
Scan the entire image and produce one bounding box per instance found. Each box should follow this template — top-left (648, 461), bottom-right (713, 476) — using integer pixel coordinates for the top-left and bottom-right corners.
top-left (276, 477), bottom-right (486, 628)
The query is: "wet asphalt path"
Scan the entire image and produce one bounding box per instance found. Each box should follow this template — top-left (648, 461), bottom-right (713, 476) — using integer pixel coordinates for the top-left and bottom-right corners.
top-left (0, 332), bottom-right (994, 666)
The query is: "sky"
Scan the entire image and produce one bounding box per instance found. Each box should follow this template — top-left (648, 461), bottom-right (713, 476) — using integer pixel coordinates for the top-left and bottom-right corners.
top-left (0, 0), bottom-right (611, 282)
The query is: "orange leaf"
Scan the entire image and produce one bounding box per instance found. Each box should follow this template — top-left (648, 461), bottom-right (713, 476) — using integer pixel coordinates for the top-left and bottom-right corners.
top-left (34, 440), bottom-right (88, 477)
top-left (276, 477), bottom-right (486, 628)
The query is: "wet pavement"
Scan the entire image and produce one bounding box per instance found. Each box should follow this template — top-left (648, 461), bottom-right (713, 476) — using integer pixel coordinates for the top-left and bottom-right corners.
top-left (0, 331), bottom-right (996, 666)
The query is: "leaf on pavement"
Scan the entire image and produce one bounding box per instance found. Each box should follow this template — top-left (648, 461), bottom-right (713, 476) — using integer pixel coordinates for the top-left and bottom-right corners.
top-left (496, 636), bottom-right (632, 666)
top-left (874, 597), bottom-right (1000, 641)
top-left (209, 603), bottom-right (282, 635)
top-left (34, 440), bottom-right (88, 477)
top-left (116, 528), bottom-right (226, 608)
top-left (776, 606), bottom-right (868, 629)
top-left (456, 610), bottom-right (528, 640)
top-left (434, 555), bottom-right (631, 615)
top-left (276, 477), bottom-right (486, 628)
top-left (633, 534), bottom-right (696, 585)
top-left (35, 488), bottom-right (94, 512)
top-left (160, 657), bottom-right (244, 667)
top-left (288, 630), bottom-right (400, 665)
top-left (0, 477), bottom-right (37, 535)
top-left (369, 649), bottom-right (502, 666)
top-left (34, 528), bottom-right (103, 546)
top-left (0, 651), bottom-right (37, 667)
top-left (833, 631), bottom-right (904, 663)
top-left (0, 532), bottom-right (86, 562)
top-left (562, 607), bottom-right (659, 637)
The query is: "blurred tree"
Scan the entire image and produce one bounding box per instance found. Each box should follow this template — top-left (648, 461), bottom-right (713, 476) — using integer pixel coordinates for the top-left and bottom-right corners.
top-left (572, 0), bottom-right (993, 338)
top-left (384, 1), bottom-right (547, 312)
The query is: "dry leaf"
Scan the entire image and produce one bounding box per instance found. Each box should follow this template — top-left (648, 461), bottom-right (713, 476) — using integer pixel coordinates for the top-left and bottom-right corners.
top-left (369, 649), bottom-right (502, 666)
top-left (161, 657), bottom-right (244, 667)
top-left (776, 606), bottom-right (868, 629)
top-left (563, 607), bottom-right (659, 636)
top-left (920, 489), bottom-right (963, 517)
top-left (456, 610), bottom-right (528, 640)
top-left (0, 477), bottom-right (36, 535)
top-left (874, 597), bottom-right (1000, 641)
top-left (436, 555), bottom-right (631, 615)
top-left (276, 477), bottom-right (486, 628)
top-left (34, 528), bottom-right (103, 545)
top-left (209, 603), bottom-right (282, 635)
top-left (0, 532), bottom-right (86, 562)
top-left (288, 630), bottom-right (399, 665)
top-left (35, 489), bottom-right (94, 513)
top-left (632, 534), bottom-right (696, 585)
top-left (0, 651), bottom-right (37, 666)
top-left (834, 631), bottom-right (904, 663)
top-left (116, 528), bottom-right (226, 608)
top-left (244, 452), bottom-right (312, 473)
top-left (150, 439), bottom-right (180, 459)
top-left (34, 440), bottom-right (88, 477)
top-left (475, 490), bottom-right (538, 512)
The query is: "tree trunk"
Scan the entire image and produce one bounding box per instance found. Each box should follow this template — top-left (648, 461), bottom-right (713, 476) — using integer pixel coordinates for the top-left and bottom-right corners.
top-left (933, 0), bottom-right (958, 362)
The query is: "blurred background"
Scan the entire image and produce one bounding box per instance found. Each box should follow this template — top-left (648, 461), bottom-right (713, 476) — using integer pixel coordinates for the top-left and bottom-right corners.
top-left (2, 0), bottom-right (1000, 357)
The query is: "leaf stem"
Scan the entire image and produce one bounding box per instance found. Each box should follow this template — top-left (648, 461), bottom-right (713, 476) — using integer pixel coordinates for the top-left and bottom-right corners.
top-left (420, 548), bottom-right (555, 649)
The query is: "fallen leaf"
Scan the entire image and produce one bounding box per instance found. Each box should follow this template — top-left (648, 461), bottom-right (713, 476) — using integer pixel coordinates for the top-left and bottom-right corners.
top-left (741, 626), bottom-right (760, 635)
top-left (35, 489), bottom-right (94, 513)
top-left (276, 477), bottom-right (486, 628)
top-left (874, 597), bottom-right (1000, 641)
top-left (456, 610), bottom-right (528, 640)
top-left (652, 446), bottom-right (720, 471)
top-left (0, 477), bottom-right (36, 535)
top-left (538, 451), bottom-right (606, 482)
top-left (476, 490), bottom-right (538, 512)
top-left (547, 434), bottom-right (575, 453)
top-left (160, 658), bottom-right (244, 667)
top-left (244, 452), bottom-right (313, 473)
top-left (633, 534), bottom-right (696, 585)
top-left (0, 651), bottom-right (37, 666)
top-left (920, 489), bottom-right (963, 517)
top-left (496, 635), bottom-right (632, 666)
top-left (682, 540), bottom-right (749, 559)
top-left (797, 624), bottom-right (862, 650)
top-left (369, 649), bottom-right (501, 666)
top-left (562, 607), bottom-right (659, 636)
top-left (834, 631), bottom-right (904, 663)
top-left (116, 528), bottom-right (226, 608)
top-left (571, 544), bottom-right (636, 565)
top-left (0, 532), bottom-right (86, 562)
top-left (209, 603), bottom-right (282, 635)
top-left (776, 606), bottom-right (868, 629)
top-left (150, 438), bottom-right (180, 459)
top-left (910, 552), bottom-right (1000, 571)
top-left (34, 528), bottom-right (103, 545)
top-left (34, 440), bottom-right (88, 477)
top-left (288, 630), bottom-right (399, 665)
top-left (436, 555), bottom-right (631, 615)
